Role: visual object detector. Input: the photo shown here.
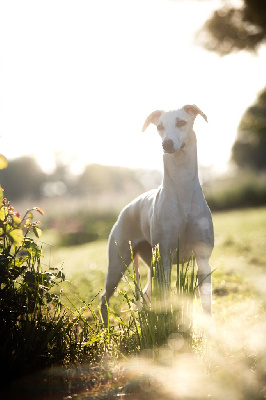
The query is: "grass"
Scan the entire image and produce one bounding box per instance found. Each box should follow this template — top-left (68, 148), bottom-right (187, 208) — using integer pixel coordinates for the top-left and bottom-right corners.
top-left (40, 207), bottom-right (266, 310)
top-left (2, 206), bottom-right (266, 399)
top-left (211, 207), bottom-right (266, 311)
top-left (42, 206), bottom-right (266, 335)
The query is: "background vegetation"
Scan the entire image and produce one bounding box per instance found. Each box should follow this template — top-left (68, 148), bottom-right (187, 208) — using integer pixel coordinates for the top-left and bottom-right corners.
top-left (198, 0), bottom-right (266, 55)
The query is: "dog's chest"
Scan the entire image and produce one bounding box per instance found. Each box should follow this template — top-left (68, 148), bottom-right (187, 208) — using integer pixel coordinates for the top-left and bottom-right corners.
top-left (151, 202), bottom-right (188, 245)
top-left (158, 196), bottom-right (191, 228)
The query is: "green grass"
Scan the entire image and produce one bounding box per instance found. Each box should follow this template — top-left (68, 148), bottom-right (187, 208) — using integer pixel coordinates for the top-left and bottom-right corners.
top-left (211, 207), bottom-right (266, 313)
top-left (41, 207), bottom-right (266, 309)
top-left (4, 207), bottom-right (266, 399)
top-left (38, 207), bottom-right (266, 338)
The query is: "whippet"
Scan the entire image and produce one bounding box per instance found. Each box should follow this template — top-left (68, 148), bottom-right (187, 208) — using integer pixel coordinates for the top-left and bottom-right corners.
top-left (100, 104), bottom-right (214, 326)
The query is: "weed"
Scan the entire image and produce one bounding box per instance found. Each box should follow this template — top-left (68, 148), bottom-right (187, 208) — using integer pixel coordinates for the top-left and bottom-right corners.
top-left (110, 241), bottom-right (200, 353)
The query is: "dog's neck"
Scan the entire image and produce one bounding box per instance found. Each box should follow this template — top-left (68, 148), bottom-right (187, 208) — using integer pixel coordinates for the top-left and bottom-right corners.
top-left (162, 130), bottom-right (199, 195)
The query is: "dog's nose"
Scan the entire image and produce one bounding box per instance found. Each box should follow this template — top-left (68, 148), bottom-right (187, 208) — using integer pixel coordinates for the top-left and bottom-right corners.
top-left (162, 139), bottom-right (174, 153)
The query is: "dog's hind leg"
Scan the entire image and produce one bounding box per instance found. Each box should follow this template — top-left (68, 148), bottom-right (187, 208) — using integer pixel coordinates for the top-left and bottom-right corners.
top-left (134, 241), bottom-right (152, 302)
top-left (100, 238), bottom-right (132, 326)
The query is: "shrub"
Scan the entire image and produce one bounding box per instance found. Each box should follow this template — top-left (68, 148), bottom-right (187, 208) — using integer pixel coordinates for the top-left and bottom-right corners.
top-left (0, 189), bottom-right (67, 382)
top-left (44, 209), bottom-right (117, 246)
top-left (204, 171), bottom-right (266, 211)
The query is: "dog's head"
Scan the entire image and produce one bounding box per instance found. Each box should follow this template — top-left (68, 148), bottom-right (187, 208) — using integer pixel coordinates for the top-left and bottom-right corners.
top-left (142, 105), bottom-right (208, 154)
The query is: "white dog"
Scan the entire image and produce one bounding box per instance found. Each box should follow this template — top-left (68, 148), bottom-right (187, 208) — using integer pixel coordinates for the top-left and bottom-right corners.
top-left (101, 104), bottom-right (214, 326)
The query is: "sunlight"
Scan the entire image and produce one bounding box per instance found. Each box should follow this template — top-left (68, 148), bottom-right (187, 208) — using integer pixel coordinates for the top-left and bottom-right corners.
top-left (0, 0), bottom-right (265, 175)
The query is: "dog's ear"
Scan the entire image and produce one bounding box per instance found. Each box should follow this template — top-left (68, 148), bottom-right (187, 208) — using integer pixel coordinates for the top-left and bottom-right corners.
top-left (142, 110), bottom-right (162, 132)
top-left (183, 104), bottom-right (208, 123)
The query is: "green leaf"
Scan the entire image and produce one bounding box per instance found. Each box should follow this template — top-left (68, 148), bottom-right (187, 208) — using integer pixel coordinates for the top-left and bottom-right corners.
top-left (33, 226), bottom-right (42, 238)
top-left (8, 229), bottom-right (24, 245)
top-left (12, 216), bottom-right (22, 227)
top-left (0, 206), bottom-right (8, 221)
top-left (26, 212), bottom-right (34, 221)
top-left (24, 218), bottom-right (32, 228)
top-left (0, 154), bottom-right (8, 170)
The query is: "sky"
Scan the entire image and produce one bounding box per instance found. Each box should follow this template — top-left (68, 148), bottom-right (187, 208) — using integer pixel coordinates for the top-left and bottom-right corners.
top-left (0, 0), bottom-right (265, 175)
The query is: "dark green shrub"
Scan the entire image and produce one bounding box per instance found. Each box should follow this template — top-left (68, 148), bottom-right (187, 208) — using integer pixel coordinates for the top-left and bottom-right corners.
top-left (0, 188), bottom-right (66, 383)
top-left (55, 210), bottom-right (117, 246)
top-left (204, 172), bottom-right (266, 211)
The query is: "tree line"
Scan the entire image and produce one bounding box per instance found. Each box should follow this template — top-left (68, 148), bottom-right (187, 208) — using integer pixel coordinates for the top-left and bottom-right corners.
top-left (0, 158), bottom-right (162, 201)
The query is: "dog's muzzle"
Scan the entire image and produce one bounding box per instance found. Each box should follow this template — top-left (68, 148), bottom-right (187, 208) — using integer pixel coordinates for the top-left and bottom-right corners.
top-left (162, 140), bottom-right (185, 154)
top-left (162, 139), bottom-right (175, 153)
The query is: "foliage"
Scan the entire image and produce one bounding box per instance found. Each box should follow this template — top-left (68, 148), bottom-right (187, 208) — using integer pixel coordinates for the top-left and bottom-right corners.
top-left (197, 0), bottom-right (266, 55)
top-left (0, 189), bottom-right (112, 384)
top-left (0, 156), bottom-right (46, 200)
top-left (0, 193), bottom-right (67, 381)
top-left (0, 193), bottom-right (108, 384)
top-left (204, 171), bottom-right (266, 210)
top-left (116, 243), bottom-right (199, 351)
top-left (0, 157), bottom-right (161, 201)
top-left (49, 209), bottom-right (118, 246)
top-left (77, 164), bottom-right (147, 196)
top-left (231, 87), bottom-right (266, 171)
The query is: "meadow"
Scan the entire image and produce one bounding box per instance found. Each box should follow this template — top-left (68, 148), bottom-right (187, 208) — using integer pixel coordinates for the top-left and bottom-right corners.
top-left (2, 206), bottom-right (266, 399)
top-left (44, 206), bottom-right (266, 310)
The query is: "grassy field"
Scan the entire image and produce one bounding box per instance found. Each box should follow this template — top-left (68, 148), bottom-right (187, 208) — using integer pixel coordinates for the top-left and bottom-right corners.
top-left (41, 207), bottom-right (266, 310)
top-left (6, 207), bottom-right (266, 399)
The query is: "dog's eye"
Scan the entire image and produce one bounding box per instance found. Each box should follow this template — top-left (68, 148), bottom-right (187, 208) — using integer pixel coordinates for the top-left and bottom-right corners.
top-left (157, 124), bottom-right (164, 132)
top-left (176, 120), bottom-right (187, 127)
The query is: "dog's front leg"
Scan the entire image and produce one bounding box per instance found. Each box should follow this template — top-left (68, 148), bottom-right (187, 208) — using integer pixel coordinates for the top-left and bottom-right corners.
top-left (157, 246), bottom-right (172, 294)
top-left (196, 257), bottom-right (212, 316)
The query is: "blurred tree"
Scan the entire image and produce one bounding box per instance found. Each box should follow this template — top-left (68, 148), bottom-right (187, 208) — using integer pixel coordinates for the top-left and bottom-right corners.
top-left (197, 0), bottom-right (266, 55)
top-left (0, 157), bottom-right (46, 200)
top-left (194, 0), bottom-right (266, 172)
top-left (76, 164), bottom-right (145, 195)
top-left (0, 155), bottom-right (162, 201)
top-left (231, 87), bottom-right (266, 170)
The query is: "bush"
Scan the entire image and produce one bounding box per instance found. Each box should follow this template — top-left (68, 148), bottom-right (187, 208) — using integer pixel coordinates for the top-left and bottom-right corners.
top-left (0, 188), bottom-right (132, 385)
top-left (45, 209), bottom-right (117, 246)
top-left (0, 189), bottom-right (68, 382)
top-left (204, 171), bottom-right (266, 211)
